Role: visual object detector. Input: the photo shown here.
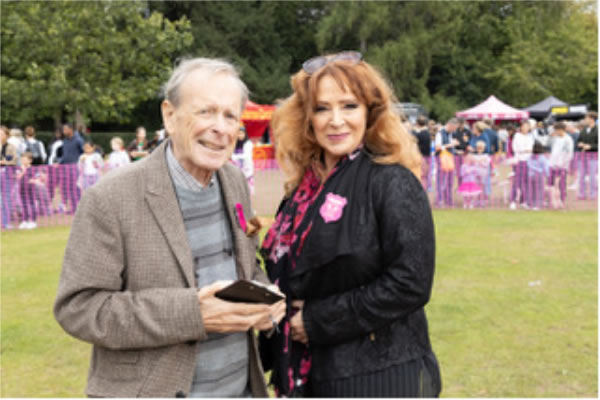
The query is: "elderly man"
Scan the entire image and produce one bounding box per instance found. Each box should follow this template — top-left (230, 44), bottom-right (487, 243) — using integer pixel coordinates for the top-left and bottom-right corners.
top-left (54, 58), bottom-right (285, 398)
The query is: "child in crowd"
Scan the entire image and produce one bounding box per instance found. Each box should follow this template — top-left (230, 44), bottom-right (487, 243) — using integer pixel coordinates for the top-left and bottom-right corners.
top-left (127, 126), bottom-right (150, 161)
top-left (231, 126), bottom-right (255, 194)
top-left (457, 154), bottom-right (483, 208)
top-left (510, 121), bottom-right (535, 210)
top-left (105, 137), bottom-right (131, 171)
top-left (472, 140), bottom-right (492, 206)
top-left (78, 142), bottom-right (104, 190)
top-left (527, 142), bottom-right (550, 210)
top-left (548, 122), bottom-right (574, 208)
top-left (31, 165), bottom-right (50, 218)
top-left (15, 152), bottom-right (38, 229)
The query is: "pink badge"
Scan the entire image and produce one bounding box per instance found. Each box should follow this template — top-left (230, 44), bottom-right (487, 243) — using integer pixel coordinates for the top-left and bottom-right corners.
top-left (319, 193), bottom-right (348, 223)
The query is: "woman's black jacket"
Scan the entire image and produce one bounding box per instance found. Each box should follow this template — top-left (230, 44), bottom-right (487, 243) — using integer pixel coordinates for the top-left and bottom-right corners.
top-left (285, 152), bottom-right (437, 384)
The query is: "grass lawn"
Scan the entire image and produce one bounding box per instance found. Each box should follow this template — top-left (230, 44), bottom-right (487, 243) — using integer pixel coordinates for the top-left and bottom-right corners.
top-left (1, 210), bottom-right (597, 397)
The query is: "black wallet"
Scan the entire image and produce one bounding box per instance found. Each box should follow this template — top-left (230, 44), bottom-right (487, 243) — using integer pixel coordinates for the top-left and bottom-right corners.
top-left (215, 280), bottom-right (284, 304)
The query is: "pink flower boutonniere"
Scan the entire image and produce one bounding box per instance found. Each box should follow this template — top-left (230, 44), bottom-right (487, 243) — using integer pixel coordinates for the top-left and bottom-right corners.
top-left (235, 202), bottom-right (262, 237)
top-left (235, 203), bottom-right (247, 232)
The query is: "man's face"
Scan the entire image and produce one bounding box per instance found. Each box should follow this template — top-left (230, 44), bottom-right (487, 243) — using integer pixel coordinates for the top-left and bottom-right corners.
top-left (62, 125), bottom-right (73, 138)
top-left (585, 116), bottom-right (595, 127)
top-left (447, 123), bottom-right (457, 133)
top-left (162, 69), bottom-right (242, 175)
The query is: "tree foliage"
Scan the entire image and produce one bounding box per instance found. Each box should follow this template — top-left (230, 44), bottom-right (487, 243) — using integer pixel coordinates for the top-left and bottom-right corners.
top-left (1, 0), bottom-right (193, 127)
top-left (1, 1), bottom-right (596, 128)
top-left (149, 1), bottom-right (325, 104)
top-left (315, 1), bottom-right (597, 121)
top-left (484, 1), bottom-right (598, 108)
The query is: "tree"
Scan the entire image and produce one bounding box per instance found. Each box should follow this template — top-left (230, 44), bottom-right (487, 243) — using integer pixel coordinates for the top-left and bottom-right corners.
top-left (485, 1), bottom-right (598, 109)
top-left (315, 1), bottom-right (470, 121)
top-left (150, 1), bottom-right (327, 103)
top-left (1, 0), bottom-right (193, 128)
top-left (314, 1), bottom-right (598, 120)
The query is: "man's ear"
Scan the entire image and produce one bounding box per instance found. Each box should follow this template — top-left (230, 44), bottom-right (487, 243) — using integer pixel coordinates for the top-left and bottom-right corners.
top-left (161, 100), bottom-right (175, 135)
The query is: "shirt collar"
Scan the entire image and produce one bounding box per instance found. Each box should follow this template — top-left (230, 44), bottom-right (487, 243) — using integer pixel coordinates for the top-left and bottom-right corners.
top-left (165, 140), bottom-right (216, 192)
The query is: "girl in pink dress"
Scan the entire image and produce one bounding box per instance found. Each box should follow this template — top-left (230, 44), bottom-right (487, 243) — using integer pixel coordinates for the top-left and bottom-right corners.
top-left (458, 154), bottom-right (483, 208)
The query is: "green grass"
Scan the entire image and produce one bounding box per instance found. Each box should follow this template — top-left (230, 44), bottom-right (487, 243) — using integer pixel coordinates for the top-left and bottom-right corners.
top-left (428, 210), bottom-right (597, 397)
top-left (1, 226), bottom-right (89, 397)
top-left (1, 211), bottom-right (597, 397)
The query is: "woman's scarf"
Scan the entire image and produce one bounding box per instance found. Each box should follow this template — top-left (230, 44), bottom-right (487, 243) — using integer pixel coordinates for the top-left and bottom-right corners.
top-left (260, 149), bottom-right (361, 396)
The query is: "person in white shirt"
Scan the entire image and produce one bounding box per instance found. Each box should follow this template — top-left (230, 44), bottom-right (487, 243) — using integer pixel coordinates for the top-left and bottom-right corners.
top-left (509, 121), bottom-right (535, 210)
top-left (548, 122), bottom-right (574, 208)
top-left (8, 128), bottom-right (27, 166)
top-left (78, 142), bottom-right (104, 190)
top-left (47, 129), bottom-right (64, 165)
top-left (231, 126), bottom-right (255, 194)
top-left (105, 137), bottom-right (131, 171)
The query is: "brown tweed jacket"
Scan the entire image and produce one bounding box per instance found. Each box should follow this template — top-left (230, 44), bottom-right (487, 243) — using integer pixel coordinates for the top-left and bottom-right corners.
top-left (54, 141), bottom-right (270, 398)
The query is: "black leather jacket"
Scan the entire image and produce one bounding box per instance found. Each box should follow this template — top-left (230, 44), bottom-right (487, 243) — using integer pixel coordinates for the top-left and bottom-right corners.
top-left (286, 153), bottom-right (438, 384)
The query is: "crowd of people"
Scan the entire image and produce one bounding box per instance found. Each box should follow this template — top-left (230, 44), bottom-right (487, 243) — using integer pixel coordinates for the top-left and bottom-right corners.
top-left (406, 112), bottom-right (597, 209)
top-left (0, 123), bottom-right (167, 229)
top-left (0, 118), bottom-right (260, 230)
top-left (1, 109), bottom-right (597, 230)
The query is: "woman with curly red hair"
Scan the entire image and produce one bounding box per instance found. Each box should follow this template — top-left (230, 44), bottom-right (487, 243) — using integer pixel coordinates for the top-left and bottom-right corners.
top-left (260, 52), bottom-right (441, 397)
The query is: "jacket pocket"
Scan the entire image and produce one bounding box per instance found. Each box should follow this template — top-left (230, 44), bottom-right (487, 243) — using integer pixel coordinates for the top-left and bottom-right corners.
top-left (95, 348), bottom-right (142, 381)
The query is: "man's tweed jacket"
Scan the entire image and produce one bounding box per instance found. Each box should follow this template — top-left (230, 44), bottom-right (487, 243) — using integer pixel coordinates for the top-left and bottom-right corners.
top-left (54, 140), bottom-right (270, 398)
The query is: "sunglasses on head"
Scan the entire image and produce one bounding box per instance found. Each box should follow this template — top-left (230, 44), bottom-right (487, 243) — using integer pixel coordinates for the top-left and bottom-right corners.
top-left (302, 51), bottom-right (363, 75)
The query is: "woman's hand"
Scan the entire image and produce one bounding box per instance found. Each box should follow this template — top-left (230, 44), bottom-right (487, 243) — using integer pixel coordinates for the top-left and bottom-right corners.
top-left (290, 300), bottom-right (308, 344)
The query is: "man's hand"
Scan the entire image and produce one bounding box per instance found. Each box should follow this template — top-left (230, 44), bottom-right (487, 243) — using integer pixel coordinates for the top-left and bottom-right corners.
top-left (197, 281), bottom-right (279, 334)
top-left (252, 299), bottom-right (286, 331)
top-left (290, 300), bottom-right (308, 344)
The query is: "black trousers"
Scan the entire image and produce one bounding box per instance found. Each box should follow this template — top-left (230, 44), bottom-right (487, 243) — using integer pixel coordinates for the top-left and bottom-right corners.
top-left (305, 353), bottom-right (442, 398)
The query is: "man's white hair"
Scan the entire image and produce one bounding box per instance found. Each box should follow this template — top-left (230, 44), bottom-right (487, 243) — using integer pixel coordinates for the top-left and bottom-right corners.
top-left (163, 57), bottom-right (249, 110)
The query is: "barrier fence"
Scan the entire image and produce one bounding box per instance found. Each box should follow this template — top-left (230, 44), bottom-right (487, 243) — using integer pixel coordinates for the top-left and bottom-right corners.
top-left (1, 152), bottom-right (596, 230)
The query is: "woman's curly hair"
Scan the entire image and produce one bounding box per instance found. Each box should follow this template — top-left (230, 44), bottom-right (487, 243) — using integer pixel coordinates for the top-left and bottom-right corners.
top-left (271, 59), bottom-right (422, 195)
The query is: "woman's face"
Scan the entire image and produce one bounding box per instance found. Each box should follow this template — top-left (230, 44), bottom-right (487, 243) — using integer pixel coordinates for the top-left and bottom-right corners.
top-left (310, 75), bottom-right (367, 170)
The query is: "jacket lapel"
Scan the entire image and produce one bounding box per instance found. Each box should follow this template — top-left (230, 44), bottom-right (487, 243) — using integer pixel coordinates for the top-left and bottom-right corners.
top-left (217, 167), bottom-right (251, 281)
top-left (144, 142), bottom-right (196, 288)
